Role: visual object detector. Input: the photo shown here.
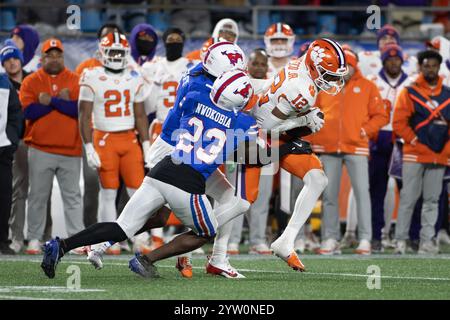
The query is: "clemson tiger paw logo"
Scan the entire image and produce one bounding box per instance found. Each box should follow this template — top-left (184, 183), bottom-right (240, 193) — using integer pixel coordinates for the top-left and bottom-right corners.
top-left (310, 46), bottom-right (326, 64)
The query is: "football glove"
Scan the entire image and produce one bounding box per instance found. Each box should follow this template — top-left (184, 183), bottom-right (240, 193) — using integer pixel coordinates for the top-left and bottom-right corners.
top-left (84, 143), bottom-right (101, 169)
top-left (142, 140), bottom-right (152, 168)
top-left (305, 108), bottom-right (325, 133)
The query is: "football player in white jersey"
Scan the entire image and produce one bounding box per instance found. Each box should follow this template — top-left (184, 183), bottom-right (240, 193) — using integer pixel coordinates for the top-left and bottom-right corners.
top-left (264, 22), bottom-right (296, 78)
top-left (229, 38), bottom-right (347, 271)
top-left (78, 32), bottom-right (151, 255)
top-left (427, 36), bottom-right (450, 86)
top-left (358, 24), bottom-right (418, 77)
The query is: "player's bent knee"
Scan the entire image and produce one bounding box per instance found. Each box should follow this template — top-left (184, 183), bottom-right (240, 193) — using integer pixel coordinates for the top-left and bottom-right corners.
top-left (304, 169), bottom-right (328, 191)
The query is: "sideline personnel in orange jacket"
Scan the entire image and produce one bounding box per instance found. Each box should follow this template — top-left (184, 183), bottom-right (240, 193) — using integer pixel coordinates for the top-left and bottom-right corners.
top-left (308, 49), bottom-right (388, 256)
top-left (19, 38), bottom-right (84, 253)
top-left (393, 50), bottom-right (450, 254)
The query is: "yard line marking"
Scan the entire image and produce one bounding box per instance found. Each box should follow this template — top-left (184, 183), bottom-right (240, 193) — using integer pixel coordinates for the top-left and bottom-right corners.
top-left (3, 257), bottom-right (450, 282)
top-left (0, 286), bottom-right (105, 293)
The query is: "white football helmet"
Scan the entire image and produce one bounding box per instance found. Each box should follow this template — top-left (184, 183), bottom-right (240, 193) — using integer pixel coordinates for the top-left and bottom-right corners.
top-left (264, 23), bottom-right (295, 58)
top-left (202, 41), bottom-right (246, 77)
top-left (99, 32), bottom-right (130, 70)
top-left (210, 69), bottom-right (253, 112)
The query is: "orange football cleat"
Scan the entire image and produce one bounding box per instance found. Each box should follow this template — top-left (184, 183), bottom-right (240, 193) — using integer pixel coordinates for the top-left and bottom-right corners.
top-left (176, 256), bottom-right (193, 278)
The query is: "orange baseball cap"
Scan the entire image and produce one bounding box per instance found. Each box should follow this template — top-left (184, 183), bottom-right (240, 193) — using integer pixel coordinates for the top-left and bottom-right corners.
top-left (42, 38), bottom-right (64, 53)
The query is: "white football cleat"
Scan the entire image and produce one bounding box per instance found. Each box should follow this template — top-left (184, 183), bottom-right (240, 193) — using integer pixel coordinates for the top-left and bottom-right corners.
top-left (87, 249), bottom-right (104, 270)
top-left (25, 239), bottom-right (42, 255)
top-left (226, 242), bottom-right (240, 255)
top-left (418, 240), bottom-right (439, 255)
top-left (318, 239), bottom-right (341, 255)
top-left (206, 257), bottom-right (245, 279)
top-left (355, 239), bottom-right (371, 255)
top-left (249, 243), bottom-right (272, 255)
top-left (437, 230), bottom-right (450, 245)
top-left (394, 240), bottom-right (406, 255)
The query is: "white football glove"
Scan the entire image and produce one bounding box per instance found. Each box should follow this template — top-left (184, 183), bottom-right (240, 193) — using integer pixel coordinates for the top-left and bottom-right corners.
top-left (84, 143), bottom-right (101, 169)
top-left (142, 140), bottom-right (152, 168)
top-left (305, 108), bottom-right (325, 133)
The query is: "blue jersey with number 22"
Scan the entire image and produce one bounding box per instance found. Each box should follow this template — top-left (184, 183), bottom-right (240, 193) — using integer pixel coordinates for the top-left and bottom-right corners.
top-left (171, 91), bottom-right (258, 179)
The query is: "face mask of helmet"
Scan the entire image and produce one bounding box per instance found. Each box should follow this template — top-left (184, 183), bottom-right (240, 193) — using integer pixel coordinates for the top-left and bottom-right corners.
top-left (314, 65), bottom-right (347, 95)
top-left (136, 38), bottom-right (155, 56)
top-left (101, 47), bottom-right (128, 70)
top-left (165, 42), bottom-right (183, 61)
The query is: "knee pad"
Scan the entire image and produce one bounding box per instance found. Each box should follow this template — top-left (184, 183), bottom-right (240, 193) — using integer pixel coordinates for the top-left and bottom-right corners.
top-left (304, 169), bottom-right (328, 191)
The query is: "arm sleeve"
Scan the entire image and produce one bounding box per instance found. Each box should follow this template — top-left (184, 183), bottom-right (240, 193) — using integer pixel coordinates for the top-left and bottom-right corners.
top-left (6, 82), bottom-right (24, 146)
top-left (363, 82), bottom-right (389, 139)
top-left (392, 88), bottom-right (417, 143)
top-left (51, 97), bottom-right (78, 118)
top-left (24, 103), bottom-right (53, 120)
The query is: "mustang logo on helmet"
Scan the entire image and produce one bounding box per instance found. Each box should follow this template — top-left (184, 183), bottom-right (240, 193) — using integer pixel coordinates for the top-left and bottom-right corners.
top-left (233, 83), bottom-right (252, 98)
top-left (221, 51), bottom-right (243, 66)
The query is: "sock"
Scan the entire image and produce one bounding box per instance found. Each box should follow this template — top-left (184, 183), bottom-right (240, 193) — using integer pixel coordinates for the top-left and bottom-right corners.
top-left (60, 222), bottom-right (127, 255)
top-left (211, 219), bottom-right (234, 264)
top-left (98, 188), bottom-right (118, 222)
top-left (278, 169), bottom-right (327, 248)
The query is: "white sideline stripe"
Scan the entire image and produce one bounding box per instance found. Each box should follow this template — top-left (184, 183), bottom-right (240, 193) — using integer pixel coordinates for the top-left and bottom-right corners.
top-left (0, 294), bottom-right (62, 300)
top-left (3, 258), bottom-right (450, 282)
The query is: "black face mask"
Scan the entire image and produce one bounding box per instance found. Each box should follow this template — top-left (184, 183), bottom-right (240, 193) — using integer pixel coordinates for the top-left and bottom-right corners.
top-left (165, 42), bottom-right (183, 61)
top-left (136, 38), bottom-right (155, 56)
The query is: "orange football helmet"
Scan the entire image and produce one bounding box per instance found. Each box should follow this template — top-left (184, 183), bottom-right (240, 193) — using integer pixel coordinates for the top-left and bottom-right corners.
top-left (264, 23), bottom-right (295, 58)
top-left (304, 38), bottom-right (348, 95)
top-left (99, 32), bottom-right (130, 70)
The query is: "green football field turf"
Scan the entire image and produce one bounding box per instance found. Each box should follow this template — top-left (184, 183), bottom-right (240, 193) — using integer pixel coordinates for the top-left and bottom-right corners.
top-left (1, 249), bottom-right (450, 300)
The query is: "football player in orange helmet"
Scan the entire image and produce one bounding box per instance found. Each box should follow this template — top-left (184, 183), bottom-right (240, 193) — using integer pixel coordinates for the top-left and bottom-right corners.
top-left (264, 23), bottom-right (296, 77)
top-left (240, 38), bottom-right (348, 272)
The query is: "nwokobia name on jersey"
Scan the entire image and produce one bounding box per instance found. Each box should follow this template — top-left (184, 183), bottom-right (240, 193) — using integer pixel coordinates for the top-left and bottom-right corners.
top-left (170, 91), bottom-right (258, 179)
top-left (194, 103), bottom-right (232, 128)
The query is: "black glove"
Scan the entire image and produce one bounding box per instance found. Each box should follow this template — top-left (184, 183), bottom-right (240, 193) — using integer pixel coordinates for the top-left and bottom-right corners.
top-left (280, 138), bottom-right (312, 157)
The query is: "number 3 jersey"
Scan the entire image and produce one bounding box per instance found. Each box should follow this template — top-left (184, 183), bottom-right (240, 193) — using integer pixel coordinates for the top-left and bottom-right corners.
top-left (172, 91), bottom-right (258, 180)
top-left (141, 57), bottom-right (198, 121)
top-left (252, 58), bottom-right (318, 130)
top-left (79, 66), bottom-right (145, 132)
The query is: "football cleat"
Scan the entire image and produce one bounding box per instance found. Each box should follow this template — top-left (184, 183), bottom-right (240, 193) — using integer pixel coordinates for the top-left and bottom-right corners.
top-left (226, 243), bottom-right (240, 255)
top-left (87, 249), bottom-right (104, 270)
top-left (206, 257), bottom-right (245, 279)
top-left (26, 239), bottom-right (42, 255)
top-left (105, 242), bottom-right (121, 255)
top-left (354, 239), bottom-right (371, 255)
top-left (318, 238), bottom-right (342, 255)
top-left (41, 237), bottom-right (62, 279)
top-left (176, 256), bottom-right (193, 278)
top-left (249, 243), bottom-right (272, 255)
top-left (129, 253), bottom-right (160, 279)
top-left (271, 239), bottom-right (306, 272)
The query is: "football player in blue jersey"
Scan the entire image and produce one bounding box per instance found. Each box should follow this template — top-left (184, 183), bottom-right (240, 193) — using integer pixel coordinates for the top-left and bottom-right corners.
top-left (40, 69), bottom-right (257, 279)
top-left (86, 41), bottom-right (254, 278)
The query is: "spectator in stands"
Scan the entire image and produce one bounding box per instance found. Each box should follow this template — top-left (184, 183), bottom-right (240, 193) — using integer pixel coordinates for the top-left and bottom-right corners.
top-left (186, 18), bottom-right (239, 61)
top-left (19, 38), bottom-right (84, 255)
top-left (308, 50), bottom-right (388, 255)
top-left (106, 0), bottom-right (147, 32)
top-left (0, 72), bottom-right (23, 255)
top-left (129, 23), bottom-right (159, 66)
top-left (228, 48), bottom-right (270, 255)
top-left (170, 0), bottom-right (212, 38)
top-left (0, 25), bottom-right (40, 74)
top-left (393, 50), bottom-right (450, 255)
top-left (75, 23), bottom-right (123, 229)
